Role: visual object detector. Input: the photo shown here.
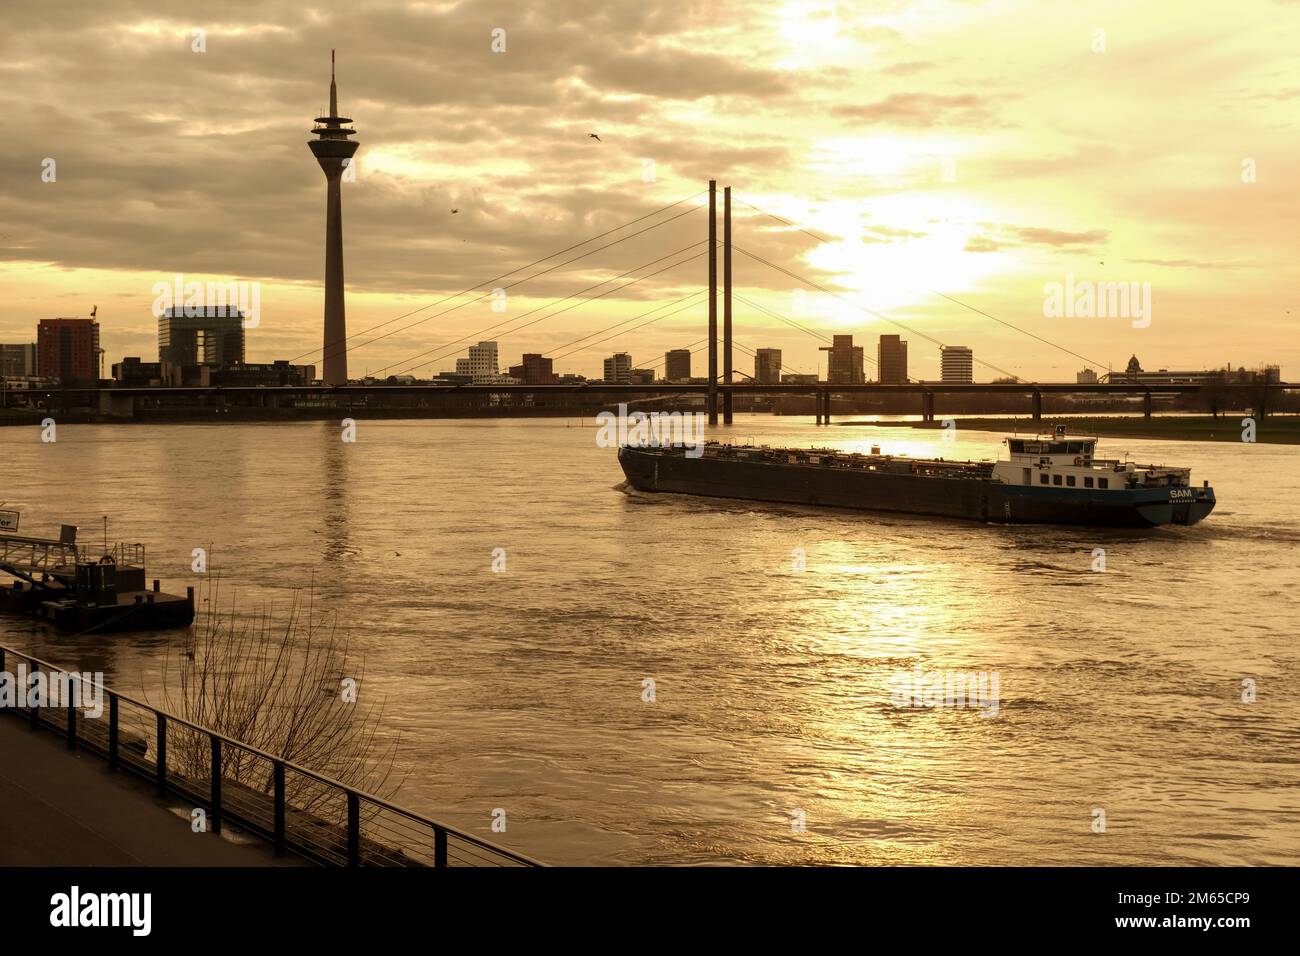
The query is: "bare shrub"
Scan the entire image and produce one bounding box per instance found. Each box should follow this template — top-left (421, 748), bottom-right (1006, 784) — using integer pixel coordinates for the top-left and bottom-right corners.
top-left (158, 578), bottom-right (401, 822)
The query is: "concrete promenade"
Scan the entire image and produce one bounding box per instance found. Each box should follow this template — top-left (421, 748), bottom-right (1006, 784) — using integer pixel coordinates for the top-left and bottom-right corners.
top-left (0, 715), bottom-right (300, 866)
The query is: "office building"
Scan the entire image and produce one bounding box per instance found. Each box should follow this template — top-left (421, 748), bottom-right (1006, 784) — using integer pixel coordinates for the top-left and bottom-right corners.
top-left (820, 334), bottom-right (865, 384)
top-left (0, 342), bottom-right (37, 377)
top-left (754, 348), bottom-right (782, 384)
top-left (877, 334), bottom-right (908, 384)
top-left (37, 318), bottom-right (100, 385)
top-left (940, 345), bottom-right (974, 384)
top-left (212, 361), bottom-right (316, 387)
top-left (664, 349), bottom-right (692, 383)
top-left (112, 357), bottom-right (164, 386)
top-left (603, 352), bottom-right (632, 384)
top-left (158, 307), bottom-right (245, 369)
top-left (457, 341), bottom-right (501, 384)
top-left (508, 353), bottom-right (558, 385)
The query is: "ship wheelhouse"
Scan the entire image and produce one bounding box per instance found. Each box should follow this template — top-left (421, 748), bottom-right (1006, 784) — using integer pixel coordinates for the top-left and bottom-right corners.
top-left (993, 432), bottom-right (1196, 492)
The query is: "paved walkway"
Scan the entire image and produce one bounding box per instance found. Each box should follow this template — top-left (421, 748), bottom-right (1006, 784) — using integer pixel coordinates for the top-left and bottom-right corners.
top-left (0, 714), bottom-right (302, 866)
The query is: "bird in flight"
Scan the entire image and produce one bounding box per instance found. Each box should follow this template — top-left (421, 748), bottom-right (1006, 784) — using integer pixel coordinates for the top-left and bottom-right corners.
top-left (451, 209), bottom-right (459, 214)
top-left (588, 133), bottom-right (601, 142)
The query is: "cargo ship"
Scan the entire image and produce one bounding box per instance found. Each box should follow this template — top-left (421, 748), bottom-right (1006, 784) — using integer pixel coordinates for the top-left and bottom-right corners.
top-left (618, 429), bottom-right (1216, 527)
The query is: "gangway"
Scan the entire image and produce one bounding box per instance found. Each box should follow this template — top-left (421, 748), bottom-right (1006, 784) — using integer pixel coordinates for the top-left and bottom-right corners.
top-left (0, 528), bottom-right (144, 585)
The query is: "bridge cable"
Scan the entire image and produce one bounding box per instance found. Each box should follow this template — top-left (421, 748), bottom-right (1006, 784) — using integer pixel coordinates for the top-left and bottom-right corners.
top-left (370, 241), bottom-right (706, 377)
top-left (388, 249), bottom-right (710, 377)
top-left (288, 191), bottom-right (707, 364)
top-left (733, 244), bottom-right (1024, 382)
top-left (733, 196), bottom-right (1109, 374)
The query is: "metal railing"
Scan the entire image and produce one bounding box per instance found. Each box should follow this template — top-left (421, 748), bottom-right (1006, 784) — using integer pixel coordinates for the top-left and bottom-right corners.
top-left (0, 535), bottom-right (79, 575)
top-left (0, 537), bottom-right (144, 575)
top-left (0, 644), bottom-right (543, 867)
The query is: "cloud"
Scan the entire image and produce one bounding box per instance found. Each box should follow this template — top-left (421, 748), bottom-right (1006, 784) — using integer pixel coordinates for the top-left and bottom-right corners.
top-left (832, 93), bottom-right (999, 127)
top-left (1009, 227), bottom-right (1109, 248)
top-left (1, 0), bottom-right (1297, 381)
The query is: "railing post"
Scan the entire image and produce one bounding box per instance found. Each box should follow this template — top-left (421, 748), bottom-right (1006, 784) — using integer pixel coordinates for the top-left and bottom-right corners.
top-left (210, 735), bottom-right (222, 835)
top-left (108, 694), bottom-right (119, 771)
top-left (347, 793), bottom-right (361, 867)
top-left (434, 826), bottom-right (448, 868)
top-left (273, 761), bottom-right (286, 855)
top-left (155, 713), bottom-right (167, 796)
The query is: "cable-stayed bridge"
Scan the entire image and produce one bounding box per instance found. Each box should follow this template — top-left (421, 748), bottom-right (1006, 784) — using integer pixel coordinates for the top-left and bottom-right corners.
top-left (3, 182), bottom-right (1292, 423)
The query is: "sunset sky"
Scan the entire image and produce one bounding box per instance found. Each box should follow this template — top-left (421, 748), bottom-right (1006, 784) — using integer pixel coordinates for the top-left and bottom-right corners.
top-left (1, 0), bottom-right (1297, 382)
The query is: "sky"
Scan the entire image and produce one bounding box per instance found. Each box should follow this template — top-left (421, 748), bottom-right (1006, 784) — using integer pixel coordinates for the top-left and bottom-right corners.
top-left (1, 0), bottom-right (1297, 382)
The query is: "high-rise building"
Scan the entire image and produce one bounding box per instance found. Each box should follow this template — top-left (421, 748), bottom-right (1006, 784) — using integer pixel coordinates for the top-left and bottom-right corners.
top-left (664, 349), bottom-right (692, 382)
top-left (603, 352), bottom-right (632, 383)
top-left (464, 341), bottom-right (500, 383)
top-left (0, 342), bottom-right (37, 377)
top-left (309, 51), bottom-right (360, 386)
top-left (158, 307), bottom-right (246, 368)
top-left (1076, 368), bottom-right (1098, 384)
top-left (508, 353), bottom-right (557, 385)
top-left (940, 345), bottom-right (973, 384)
top-left (754, 348), bottom-right (782, 384)
top-left (877, 334), bottom-right (908, 384)
top-left (820, 334), bottom-right (864, 384)
top-left (37, 318), bottom-right (100, 385)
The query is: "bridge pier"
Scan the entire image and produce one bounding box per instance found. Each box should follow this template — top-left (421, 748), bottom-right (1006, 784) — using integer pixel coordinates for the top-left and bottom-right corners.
top-left (1031, 390), bottom-right (1042, 422)
top-left (814, 390), bottom-right (823, 425)
top-left (1143, 391), bottom-right (1152, 418)
top-left (922, 390), bottom-right (935, 422)
top-left (707, 179), bottom-right (718, 426)
top-left (722, 186), bottom-right (733, 426)
top-left (823, 391), bottom-right (831, 425)
top-left (98, 392), bottom-right (136, 419)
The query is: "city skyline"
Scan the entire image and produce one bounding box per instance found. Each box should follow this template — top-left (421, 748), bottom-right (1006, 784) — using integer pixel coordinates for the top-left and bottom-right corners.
top-left (2, 2), bottom-right (1296, 383)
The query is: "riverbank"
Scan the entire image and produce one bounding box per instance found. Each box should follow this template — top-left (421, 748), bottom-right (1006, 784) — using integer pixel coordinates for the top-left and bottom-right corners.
top-left (836, 415), bottom-right (1300, 443)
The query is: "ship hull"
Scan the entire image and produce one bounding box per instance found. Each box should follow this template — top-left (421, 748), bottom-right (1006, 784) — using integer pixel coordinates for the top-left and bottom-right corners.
top-left (618, 447), bottom-right (1215, 528)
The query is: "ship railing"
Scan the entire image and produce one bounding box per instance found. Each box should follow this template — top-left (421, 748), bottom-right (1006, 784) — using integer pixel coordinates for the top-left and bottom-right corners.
top-left (0, 644), bottom-right (545, 868)
top-left (73, 541), bottom-right (146, 568)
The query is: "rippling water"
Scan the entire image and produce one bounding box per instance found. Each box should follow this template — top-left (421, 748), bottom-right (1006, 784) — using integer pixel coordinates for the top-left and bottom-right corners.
top-left (2, 416), bottom-right (1297, 865)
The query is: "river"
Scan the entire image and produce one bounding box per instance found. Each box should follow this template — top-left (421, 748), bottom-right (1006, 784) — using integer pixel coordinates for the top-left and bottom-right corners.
top-left (1, 415), bottom-right (1296, 865)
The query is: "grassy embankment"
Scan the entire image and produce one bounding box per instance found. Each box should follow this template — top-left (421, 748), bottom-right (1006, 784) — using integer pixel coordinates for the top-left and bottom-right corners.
top-left (839, 416), bottom-right (1300, 444)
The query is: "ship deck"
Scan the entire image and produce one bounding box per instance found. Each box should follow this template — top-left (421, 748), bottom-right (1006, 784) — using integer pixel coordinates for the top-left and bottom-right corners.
top-left (640, 443), bottom-right (998, 480)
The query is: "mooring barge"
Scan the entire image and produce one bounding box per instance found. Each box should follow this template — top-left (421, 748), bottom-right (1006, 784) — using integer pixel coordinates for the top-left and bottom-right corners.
top-left (618, 430), bottom-right (1216, 527)
top-left (0, 522), bottom-right (194, 632)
